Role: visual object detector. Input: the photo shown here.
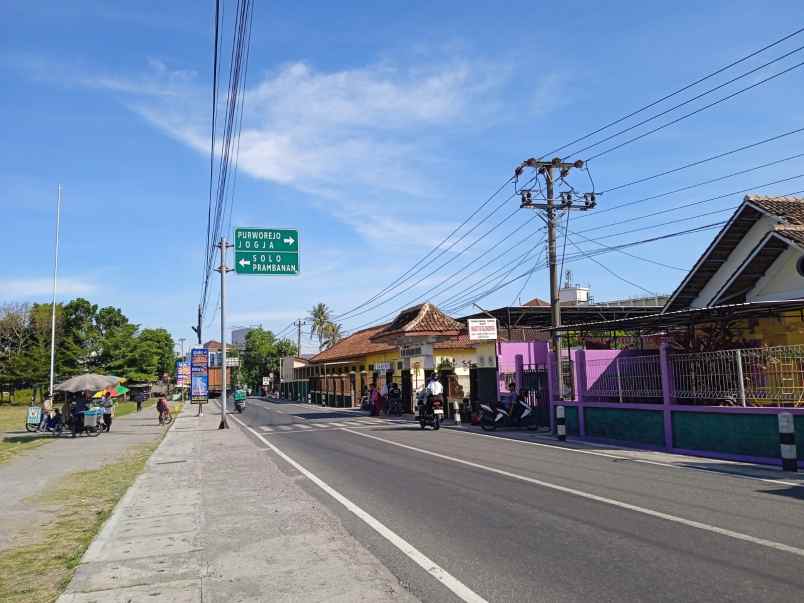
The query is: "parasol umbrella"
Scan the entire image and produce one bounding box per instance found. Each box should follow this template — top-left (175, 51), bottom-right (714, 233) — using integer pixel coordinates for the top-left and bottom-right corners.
top-left (93, 384), bottom-right (130, 398)
top-left (55, 374), bottom-right (122, 393)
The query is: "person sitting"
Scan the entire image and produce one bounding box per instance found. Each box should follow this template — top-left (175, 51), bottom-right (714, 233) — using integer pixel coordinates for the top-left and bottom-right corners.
top-left (425, 374), bottom-right (444, 409)
top-left (47, 409), bottom-right (63, 433)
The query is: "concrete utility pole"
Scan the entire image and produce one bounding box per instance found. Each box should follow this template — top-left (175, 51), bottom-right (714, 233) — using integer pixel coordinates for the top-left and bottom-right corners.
top-left (215, 237), bottom-right (233, 429)
top-left (515, 157), bottom-right (596, 400)
top-left (192, 304), bottom-right (202, 345)
top-left (293, 319), bottom-right (306, 355)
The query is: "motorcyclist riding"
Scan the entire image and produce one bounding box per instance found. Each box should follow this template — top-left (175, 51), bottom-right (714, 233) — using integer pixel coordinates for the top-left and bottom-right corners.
top-left (426, 373), bottom-right (444, 409)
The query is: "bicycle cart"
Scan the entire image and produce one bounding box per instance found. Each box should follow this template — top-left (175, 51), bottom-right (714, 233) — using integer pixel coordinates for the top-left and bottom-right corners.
top-left (25, 405), bottom-right (42, 432)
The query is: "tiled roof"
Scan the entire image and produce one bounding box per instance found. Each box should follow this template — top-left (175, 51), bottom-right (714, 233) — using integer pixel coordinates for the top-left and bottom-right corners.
top-left (745, 195), bottom-right (804, 225)
top-left (371, 303), bottom-right (463, 343)
top-left (775, 227), bottom-right (804, 247)
top-left (523, 297), bottom-right (549, 307)
top-left (665, 194), bottom-right (804, 312)
top-left (309, 323), bottom-right (477, 364)
top-left (310, 324), bottom-right (394, 363)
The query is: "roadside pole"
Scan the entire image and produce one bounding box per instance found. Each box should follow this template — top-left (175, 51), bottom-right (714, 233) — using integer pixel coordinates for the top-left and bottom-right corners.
top-left (48, 184), bottom-right (62, 401)
top-left (216, 237), bottom-right (233, 429)
top-left (515, 158), bottom-right (595, 402)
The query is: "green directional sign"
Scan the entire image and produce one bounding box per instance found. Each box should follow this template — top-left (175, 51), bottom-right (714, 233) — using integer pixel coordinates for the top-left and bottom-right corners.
top-left (234, 227), bottom-right (299, 275)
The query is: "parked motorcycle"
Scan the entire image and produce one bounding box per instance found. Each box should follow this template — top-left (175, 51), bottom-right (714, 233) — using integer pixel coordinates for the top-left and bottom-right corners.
top-left (479, 398), bottom-right (538, 431)
top-left (387, 386), bottom-right (403, 416)
top-left (416, 389), bottom-right (443, 430)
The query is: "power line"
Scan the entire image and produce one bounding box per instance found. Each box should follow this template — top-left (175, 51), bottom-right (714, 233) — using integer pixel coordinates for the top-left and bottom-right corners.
top-left (585, 58), bottom-right (804, 162)
top-left (339, 202), bottom-right (527, 322)
top-left (333, 176), bottom-right (517, 320)
top-left (587, 151), bottom-right (804, 220)
top-left (564, 234), bottom-right (657, 296)
top-left (538, 27), bottom-right (804, 159)
top-left (598, 127), bottom-right (804, 194)
top-left (565, 44), bottom-right (804, 160)
top-left (576, 174), bottom-right (804, 234)
top-left (446, 222), bottom-right (726, 314)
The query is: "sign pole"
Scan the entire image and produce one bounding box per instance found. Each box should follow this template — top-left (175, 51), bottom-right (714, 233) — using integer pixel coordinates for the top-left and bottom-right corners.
top-left (216, 237), bottom-right (233, 429)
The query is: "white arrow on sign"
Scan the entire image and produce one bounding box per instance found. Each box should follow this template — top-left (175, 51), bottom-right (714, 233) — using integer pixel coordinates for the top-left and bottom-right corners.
top-left (283, 236), bottom-right (295, 245)
top-left (238, 258), bottom-right (251, 267)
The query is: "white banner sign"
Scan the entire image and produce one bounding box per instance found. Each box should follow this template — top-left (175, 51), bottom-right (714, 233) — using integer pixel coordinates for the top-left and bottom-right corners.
top-left (262, 376), bottom-right (271, 386)
top-left (468, 318), bottom-right (498, 341)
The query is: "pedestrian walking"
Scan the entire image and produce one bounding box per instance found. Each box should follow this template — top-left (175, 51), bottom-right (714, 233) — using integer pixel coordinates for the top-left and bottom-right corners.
top-left (369, 384), bottom-right (381, 416)
top-left (101, 394), bottom-right (114, 432)
top-left (135, 392), bottom-right (144, 413)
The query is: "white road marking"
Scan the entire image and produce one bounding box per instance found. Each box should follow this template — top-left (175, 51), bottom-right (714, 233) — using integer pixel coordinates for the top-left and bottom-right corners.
top-left (447, 428), bottom-right (803, 488)
top-left (296, 424), bottom-right (313, 430)
top-left (227, 414), bottom-right (487, 603)
top-left (328, 422), bottom-right (349, 427)
top-left (277, 425), bottom-right (294, 431)
top-left (260, 426), bottom-right (274, 432)
top-left (344, 429), bottom-right (804, 560)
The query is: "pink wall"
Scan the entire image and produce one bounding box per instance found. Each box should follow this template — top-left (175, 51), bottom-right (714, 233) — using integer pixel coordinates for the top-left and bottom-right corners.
top-left (496, 341), bottom-right (549, 369)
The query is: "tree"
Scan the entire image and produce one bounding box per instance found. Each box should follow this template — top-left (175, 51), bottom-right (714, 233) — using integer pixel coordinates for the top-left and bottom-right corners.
top-left (241, 328), bottom-right (298, 390)
top-left (124, 329), bottom-right (175, 383)
top-left (320, 322), bottom-right (343, 351)
top-left (59, 298), bottom-right (100, 374)
top-left (308, 303), bottom-right (332, 350)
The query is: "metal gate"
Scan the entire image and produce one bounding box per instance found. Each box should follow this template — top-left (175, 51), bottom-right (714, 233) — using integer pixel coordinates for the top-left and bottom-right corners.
top-left (401, 370), bottom-right (413, 414)
top-left (521, 365), bottom-right (549, 428)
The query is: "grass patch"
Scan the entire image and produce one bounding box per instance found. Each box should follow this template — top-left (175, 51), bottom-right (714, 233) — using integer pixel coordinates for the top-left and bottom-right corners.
top-left (0, 406), bottom-right (50, 465)
top-left (0, 441), bottom-right (160, 603)
top-left (0, 405), bottom-right (28, 433)
top-left (114, 397), bottom-right (156, 417)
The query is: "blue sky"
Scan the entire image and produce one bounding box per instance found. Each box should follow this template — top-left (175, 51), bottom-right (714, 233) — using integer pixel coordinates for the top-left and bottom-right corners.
top-left (3, 1), bottom-right (804, 354)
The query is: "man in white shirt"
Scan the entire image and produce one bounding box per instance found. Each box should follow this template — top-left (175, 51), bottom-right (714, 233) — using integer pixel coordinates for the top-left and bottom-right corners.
top-left (426, 374), bottom-right (444, 398)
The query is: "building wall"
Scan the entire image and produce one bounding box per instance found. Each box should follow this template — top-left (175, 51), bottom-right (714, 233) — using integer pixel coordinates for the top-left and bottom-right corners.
top-left (748, 244), bottom-right (804, 302)
top-left (692, 214), bottom-right (777, 308)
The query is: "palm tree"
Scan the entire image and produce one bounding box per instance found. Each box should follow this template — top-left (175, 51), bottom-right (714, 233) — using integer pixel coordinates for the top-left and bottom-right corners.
top-left (320, 322), bottom-right (344, 351)
top-left (308, 303), bottom-right (332, 349)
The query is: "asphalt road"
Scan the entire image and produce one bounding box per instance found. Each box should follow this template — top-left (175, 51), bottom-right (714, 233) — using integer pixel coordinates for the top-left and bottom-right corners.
top-left (234, 397), bottom-right (804, 603)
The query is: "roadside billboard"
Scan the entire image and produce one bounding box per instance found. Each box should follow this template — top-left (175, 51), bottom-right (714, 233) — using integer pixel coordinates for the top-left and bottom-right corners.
top-left (190, 348), bottom-right (209, 404)
top-left (175, 360), bottom-right (190, 387)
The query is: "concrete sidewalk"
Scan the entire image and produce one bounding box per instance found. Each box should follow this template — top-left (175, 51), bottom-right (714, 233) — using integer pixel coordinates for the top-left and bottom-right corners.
top-left (59, 404), bottom-right (417, 602)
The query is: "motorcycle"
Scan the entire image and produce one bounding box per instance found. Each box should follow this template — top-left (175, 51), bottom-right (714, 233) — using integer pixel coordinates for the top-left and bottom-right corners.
top-left (387, 391), bottom-right (403, 416)
top-left (233, 389), bottom-right (247, 413)
top-left (416, 389), bottom-right (443, 430)
top-left (479, 398), bottom-right (538, 431)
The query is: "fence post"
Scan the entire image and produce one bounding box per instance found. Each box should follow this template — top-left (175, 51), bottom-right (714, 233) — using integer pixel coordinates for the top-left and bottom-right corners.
top-left (735, 349), bottom-right (746, 407)
top-left (556, 405), bottom-right (566, 441)
top-left (659, 340), bottom-right (673, 451)
top-left (779, 412), bottom-right (797, 472)
top-left (616, 357), bottom-right (623, 403)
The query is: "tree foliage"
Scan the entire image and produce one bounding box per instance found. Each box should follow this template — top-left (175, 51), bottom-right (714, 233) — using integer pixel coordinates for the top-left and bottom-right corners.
top-left (308, 303), bottom-right (343, 351)
top-left (0, 297), bottom-right (174, 392)
top-left (241, 327), bottom-right (298, 389)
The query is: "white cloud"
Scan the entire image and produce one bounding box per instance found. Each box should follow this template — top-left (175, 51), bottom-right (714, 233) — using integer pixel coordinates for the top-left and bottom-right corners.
top-left (2, 277), bottom-right (97, 299)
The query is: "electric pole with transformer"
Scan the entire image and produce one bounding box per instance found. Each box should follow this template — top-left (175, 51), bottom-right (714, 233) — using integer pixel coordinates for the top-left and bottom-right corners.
top-left (514, 157), bottom-right (596, 401)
